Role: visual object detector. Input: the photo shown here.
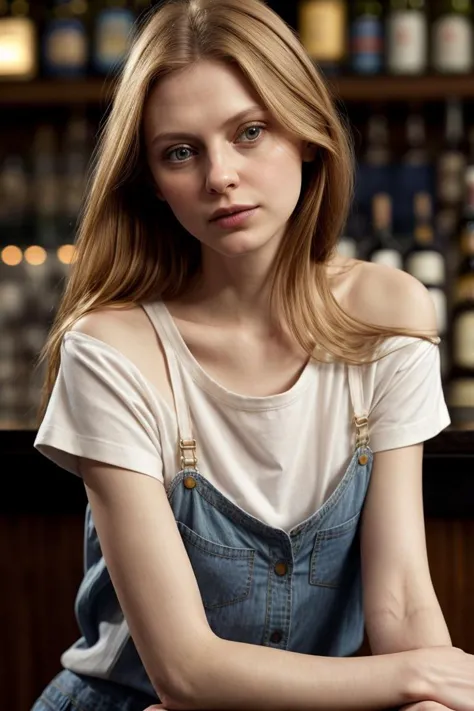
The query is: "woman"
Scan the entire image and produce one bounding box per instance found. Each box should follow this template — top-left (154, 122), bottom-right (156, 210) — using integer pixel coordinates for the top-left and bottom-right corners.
top-left (31, 1), bottom-right (474, 710)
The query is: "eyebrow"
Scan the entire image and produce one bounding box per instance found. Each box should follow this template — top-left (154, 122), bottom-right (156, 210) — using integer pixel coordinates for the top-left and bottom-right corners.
top-left (151, 106), bottom-right (268, 145)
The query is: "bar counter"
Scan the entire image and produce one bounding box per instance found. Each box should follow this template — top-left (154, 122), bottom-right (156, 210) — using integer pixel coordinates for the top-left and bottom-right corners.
top-left (2, 427), bottom-right (474, 516)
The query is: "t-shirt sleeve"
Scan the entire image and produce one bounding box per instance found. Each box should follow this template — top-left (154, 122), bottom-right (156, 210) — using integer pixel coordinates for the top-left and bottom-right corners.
top-left (34, 331), bottom-right (163, 481)
top-left (367, 338), bottom-right (451, 452)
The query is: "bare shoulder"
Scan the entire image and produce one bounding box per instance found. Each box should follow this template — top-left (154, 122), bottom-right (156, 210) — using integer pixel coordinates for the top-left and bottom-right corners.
top-left (71, 305), bottom-right (155, 353)
top-left (330, 257), bottom-right (438, 335)
top-left (70, 305), bottom-right (170, 398)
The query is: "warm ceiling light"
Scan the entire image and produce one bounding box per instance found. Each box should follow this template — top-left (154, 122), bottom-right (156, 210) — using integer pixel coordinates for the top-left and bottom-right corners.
top-left (1, 245), bottom-right (23, 265)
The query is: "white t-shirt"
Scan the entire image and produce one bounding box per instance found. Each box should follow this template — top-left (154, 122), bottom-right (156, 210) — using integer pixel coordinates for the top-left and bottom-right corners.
top-left (34, 301), bottom-right (451, 532)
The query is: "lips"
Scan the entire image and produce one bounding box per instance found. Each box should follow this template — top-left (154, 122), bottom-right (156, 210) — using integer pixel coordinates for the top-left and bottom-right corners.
top-left (210, 206), bottom-right (257, 221)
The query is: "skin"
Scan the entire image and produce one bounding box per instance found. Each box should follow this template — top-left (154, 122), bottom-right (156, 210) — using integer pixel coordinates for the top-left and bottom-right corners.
top-left (143, 58), bottom-right (317, 334)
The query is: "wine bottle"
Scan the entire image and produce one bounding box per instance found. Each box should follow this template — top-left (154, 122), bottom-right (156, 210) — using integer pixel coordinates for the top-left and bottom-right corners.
top-left (432, 0), bottom-right (473, 74)
top-left (298, 0), bottom-right (347, 75)
top-left (349, 0), bottom-right (384, 75)
top-left (436, 98), bottom-right (467, 241)
top-left (395, 108), bottom-right (433, 236)
top-left (42, 0), bottom-right (89, 77)
top-left (404, 192), bottom-right (448, 352)
top-left (386, 0), bottom-right (428, 75)
top-left (92, 0), bottom-right (135, 75)
top-left (366, 193), bottom-right (403, 269)
top-left (0, 0), bottom-right (37, 79)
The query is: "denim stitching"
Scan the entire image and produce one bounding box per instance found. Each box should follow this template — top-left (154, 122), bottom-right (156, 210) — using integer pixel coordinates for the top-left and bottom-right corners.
top-left (36, 694), bottom-right (60, 711)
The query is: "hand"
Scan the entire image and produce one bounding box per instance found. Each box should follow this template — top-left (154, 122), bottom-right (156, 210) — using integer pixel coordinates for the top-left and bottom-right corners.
top-left (411, 645), bottom-right (474, 711)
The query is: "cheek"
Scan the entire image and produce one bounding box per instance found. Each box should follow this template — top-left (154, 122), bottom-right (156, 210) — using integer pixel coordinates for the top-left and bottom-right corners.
top-left (258, 146), bottom-right (303, 206)
top-left (156, 174), bottom-right (195, 210)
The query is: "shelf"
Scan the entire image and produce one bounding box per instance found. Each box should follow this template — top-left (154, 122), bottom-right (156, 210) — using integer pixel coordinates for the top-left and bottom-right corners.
top-left (1, 73), bottom-right (474, 107)
top-left (330, 74), bottom-right (474, 102)
top-left (0, 78), bottom-right (113, 106)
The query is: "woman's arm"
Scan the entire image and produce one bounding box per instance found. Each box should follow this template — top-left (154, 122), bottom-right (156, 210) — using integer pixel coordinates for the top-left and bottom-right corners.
top-left (361, 444), bottom-right (452, 656)
top-left (82, 458), bottom-right (422, 711)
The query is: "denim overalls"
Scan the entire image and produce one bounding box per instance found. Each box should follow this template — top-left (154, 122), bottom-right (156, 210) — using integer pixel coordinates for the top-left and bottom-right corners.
top-left (32, 344), bottom-right (374, 711)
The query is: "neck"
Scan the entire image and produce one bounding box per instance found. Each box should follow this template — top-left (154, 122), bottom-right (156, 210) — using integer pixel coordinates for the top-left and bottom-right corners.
top-left (187, 241), bottom-right (280, 332)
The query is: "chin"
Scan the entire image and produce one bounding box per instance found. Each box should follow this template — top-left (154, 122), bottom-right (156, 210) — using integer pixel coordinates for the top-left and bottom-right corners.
top-left (213, 235), bottom-right (274, 258)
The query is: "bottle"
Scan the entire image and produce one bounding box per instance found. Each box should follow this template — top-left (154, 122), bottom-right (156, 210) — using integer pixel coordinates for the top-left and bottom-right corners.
top-left (386, 0), bottom-right (428, 75)
top-left (42, 0), bottom-right (89, 77)
top-left (448, 167), bottom-right (474, 428)
top-left (349, 0), bottom-right (384, 75)
top-left (355, 113), bottom-right (393, 239)
top-left (432, 0), bottom-right (473, 74)
top-left (0, 0), bottom-right (37, 79)
top-left (404, 192), bottom-right (448, 365)
top-left (0, 153), bottom-right (30, 248)
top-left (298, 0), bottom-right (348, 75)
top-left (31, 125), bottom-right (60, 249)
top-left (436, 98), bottom-right (467, 242)
top-left (395, 108), bottom-right (434, 236)
top-left (365, 193), bottom-right (403, 269)
top-left (92, 0), bottom-right (135, 75)
top-left (60, 110), bottom-right (91, 239)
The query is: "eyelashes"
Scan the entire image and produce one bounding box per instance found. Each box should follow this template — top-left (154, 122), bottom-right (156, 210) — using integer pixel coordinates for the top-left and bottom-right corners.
top-left (163, 123), bottom-right (267, 164)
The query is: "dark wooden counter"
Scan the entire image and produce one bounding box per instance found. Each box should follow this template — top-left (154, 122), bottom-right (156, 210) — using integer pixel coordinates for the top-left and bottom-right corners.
top-left (1, 427), bottom-right (473, 517)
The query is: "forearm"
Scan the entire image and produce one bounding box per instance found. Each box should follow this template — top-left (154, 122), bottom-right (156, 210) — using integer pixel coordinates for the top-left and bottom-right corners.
top-left (173, 635), bottom-right (421, 711)
top-left (367, 603), bottom-right (452, 656)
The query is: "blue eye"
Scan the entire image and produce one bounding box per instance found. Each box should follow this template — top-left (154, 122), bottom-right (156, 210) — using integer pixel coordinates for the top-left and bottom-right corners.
top-left (164, 123), bottom-right (266, 164)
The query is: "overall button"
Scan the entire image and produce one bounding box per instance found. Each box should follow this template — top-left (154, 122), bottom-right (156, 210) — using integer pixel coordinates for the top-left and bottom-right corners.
top-left (270, 630), bottom-right (283, 644)
top-left (358, 453), bottom-right (368, 466)
top-left (274, 561), bottom-right (288, 576)
top-left (184, 476), bottom-right (197, 489)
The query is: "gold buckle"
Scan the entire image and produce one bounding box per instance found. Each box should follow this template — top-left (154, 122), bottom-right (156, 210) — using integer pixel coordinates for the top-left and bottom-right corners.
top-left (353, 415), bottom-right (370, 448)
top-left (179, 438), bottom-right (198, 469)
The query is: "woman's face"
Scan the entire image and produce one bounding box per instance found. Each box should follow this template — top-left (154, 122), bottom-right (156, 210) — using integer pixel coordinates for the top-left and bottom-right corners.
top-left (143, 59), bottom-right (312, 259)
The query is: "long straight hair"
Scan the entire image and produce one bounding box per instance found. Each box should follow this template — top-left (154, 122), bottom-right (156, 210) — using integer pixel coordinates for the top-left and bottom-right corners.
top-left (38, 0), bottom-right (434, 419)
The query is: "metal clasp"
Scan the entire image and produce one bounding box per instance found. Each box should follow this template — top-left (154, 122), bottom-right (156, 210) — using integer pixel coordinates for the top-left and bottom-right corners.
top-left (179, 438), bottom-right (198, 470)
top-left (353, 414), bottom-right (370, 449)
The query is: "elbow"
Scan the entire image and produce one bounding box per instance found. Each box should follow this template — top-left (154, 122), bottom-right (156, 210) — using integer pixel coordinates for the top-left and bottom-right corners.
top-left (154, 632), bottom-right (220, 710)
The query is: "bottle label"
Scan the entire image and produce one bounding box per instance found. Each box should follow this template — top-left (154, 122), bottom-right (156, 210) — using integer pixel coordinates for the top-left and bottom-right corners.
top-left (405, 251), bottom-right (446, 286)
top-left (433, 15), bottom-right (473, 73)
top-left (298, 1), bottom-right (346, 61)
top-left (453, 312), bottom-right (474, 368)
top-left (0, 17), bottom-right (37, 78)
top-left (437, 151), bottom-right (466, 205)
top-left (387, 11), bottom-right (427, 74)
top-left (44, 19), bottom-right (88, 70)
top-left (95, 8), bottom-right (134, 70)
top-left (350, 16), bottom-right (383, 74)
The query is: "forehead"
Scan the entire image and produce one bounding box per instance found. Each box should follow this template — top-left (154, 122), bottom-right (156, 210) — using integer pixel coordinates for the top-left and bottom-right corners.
top-left (144, 60), bottom-right (265, 128)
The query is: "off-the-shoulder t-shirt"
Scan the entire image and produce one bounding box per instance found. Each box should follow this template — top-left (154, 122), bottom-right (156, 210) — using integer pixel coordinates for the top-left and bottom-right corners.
top-left (34, 301), bottom-right (451, 531)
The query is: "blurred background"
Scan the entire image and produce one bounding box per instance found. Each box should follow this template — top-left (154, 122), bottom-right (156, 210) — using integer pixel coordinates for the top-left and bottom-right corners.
top-left (0, 0), bottom-right (474, 431)
top-left (2, 3), bottom-right (474, 711)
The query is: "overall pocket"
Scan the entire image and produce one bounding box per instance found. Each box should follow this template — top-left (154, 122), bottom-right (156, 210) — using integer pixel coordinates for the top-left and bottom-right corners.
top-left (176, 520), bottom-right (255, 608)
top-left (310, 511), bottom-right (361, 588)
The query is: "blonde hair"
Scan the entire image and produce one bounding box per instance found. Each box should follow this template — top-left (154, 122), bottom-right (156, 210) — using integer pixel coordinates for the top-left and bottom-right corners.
top-left (38, 0), bottom-right (434, 420)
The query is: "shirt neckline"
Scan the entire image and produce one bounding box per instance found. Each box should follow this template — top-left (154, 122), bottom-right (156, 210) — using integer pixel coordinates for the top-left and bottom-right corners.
top-left (151, 300), bottom-right (316, 411)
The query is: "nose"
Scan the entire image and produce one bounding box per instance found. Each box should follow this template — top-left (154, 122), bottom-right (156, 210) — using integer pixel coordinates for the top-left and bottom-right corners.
top-left (204, 147), bottom-right (240, 194)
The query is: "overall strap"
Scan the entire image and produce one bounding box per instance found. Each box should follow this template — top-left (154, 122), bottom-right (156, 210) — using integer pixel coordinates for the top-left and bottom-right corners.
top-left (347, 364), bottom-right (370, 449)
top-left (141, 302), bottom-right (198, 471)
